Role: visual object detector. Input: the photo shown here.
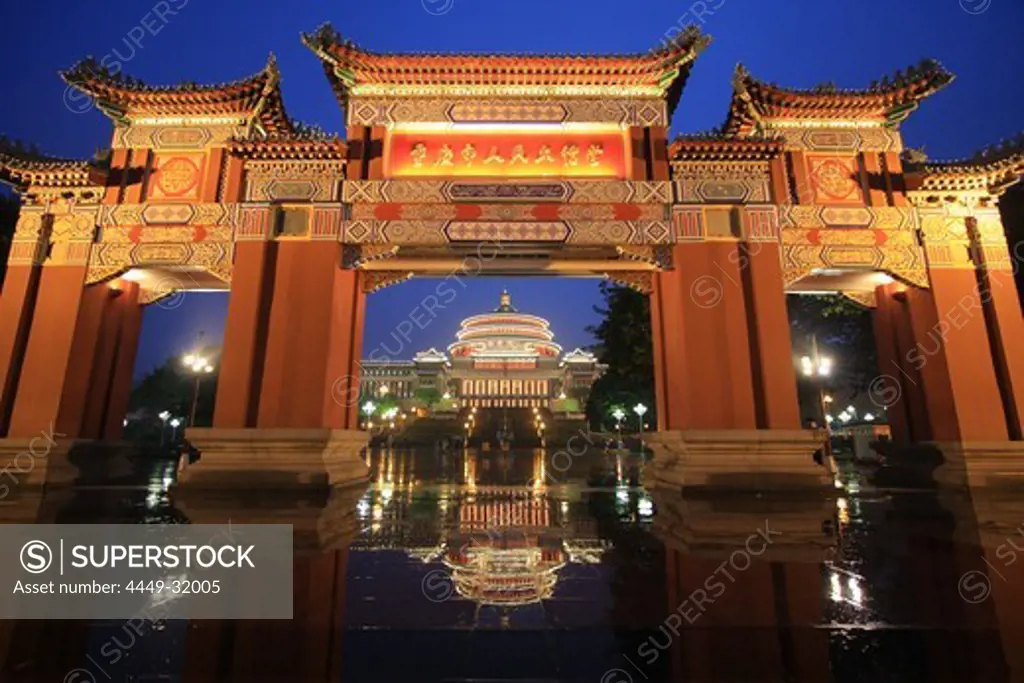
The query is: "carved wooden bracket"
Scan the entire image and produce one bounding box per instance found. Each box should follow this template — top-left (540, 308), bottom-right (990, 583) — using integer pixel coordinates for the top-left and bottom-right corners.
top-left (604, 271), bottom-right (653, 294)
top-left (362, 270), bottom-right (413, 294)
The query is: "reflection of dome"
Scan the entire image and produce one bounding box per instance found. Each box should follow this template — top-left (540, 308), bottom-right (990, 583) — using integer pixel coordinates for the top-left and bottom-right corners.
top-left (448, 290), bottom-right (562, 360)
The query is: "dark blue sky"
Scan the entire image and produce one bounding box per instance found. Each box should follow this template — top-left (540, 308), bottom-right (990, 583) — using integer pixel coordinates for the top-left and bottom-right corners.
top-left (2, 0), bottom-right (1021, 376)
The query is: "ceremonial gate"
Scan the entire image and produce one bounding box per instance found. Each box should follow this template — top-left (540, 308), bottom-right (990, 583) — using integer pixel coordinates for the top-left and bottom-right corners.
top-left (1, 24), bottom-right (1022, 490)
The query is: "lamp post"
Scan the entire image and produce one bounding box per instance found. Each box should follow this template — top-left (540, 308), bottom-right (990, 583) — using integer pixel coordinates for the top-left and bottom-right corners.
top-left (612, 408), bottom-right (625, 447)
top-left (633, 403), bottom-right (648, 444)
top-left (169, 417), bottom-right (182, 443)
top-left (362, 401), bottom-right (376, 430)
top-left (182, 353), bottom-right (215, 427)
top-left (800, 334), bottom-right (834, 459)
top-left (158, 410), bottom-right (171, 448)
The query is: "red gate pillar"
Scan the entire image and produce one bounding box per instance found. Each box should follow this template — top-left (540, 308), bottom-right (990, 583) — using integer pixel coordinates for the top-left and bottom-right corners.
top-left (647, 237), bottom-right (829, 491)
top-left (0, 265), bottom-right (41, 436)
top-left (872, 207), bottom-right (1024, 487)
top-left (184, 240), bottom-right (369, 489)
top-left (213, 241), bottom-right (276, 429)
top-left (0, 265), bottom-right (144, 487)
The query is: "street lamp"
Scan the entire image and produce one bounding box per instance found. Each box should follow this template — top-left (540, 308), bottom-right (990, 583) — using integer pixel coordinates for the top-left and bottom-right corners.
top-left (799, 334), bottom-right (834, 460)
top-left (158, 410), bottom-right (171, 448)
top-left (633, 403), bottom-right (648, 443)
top-left (169, 417), bottom-right (182, 442)
top-left (612, 408), bottom-right (626, 445)
top-left (362, 400), bottom-right (376, 428)
top-left (182, 352), bottom-right (215, 427)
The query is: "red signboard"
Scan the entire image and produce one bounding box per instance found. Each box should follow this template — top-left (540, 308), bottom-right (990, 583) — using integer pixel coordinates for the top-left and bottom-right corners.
top-left (386, 127), bottom-right (630, 179)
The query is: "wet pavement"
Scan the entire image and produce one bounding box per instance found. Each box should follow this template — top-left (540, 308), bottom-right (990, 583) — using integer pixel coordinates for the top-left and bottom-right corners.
top-left (1, 447), bottom-right (1023, 682)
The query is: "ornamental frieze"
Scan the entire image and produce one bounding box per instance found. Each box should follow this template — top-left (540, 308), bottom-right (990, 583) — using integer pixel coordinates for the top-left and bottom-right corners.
top-left (671, 161), bottom-right (772, 205)
top-left (101, 202), bottom-right (237, 227)
top-left (782, 240), bottom-right (928, 290)
top-left (244, 161), bottom-right (343, 202)
top-left (112, 124), bottom-right (247, 150)
top-left (673, 176), bottom-right (771, 204)
top-left (99, 225), bottom-right (234, 244)
top-left (778, 205), bottom-right (917, 232)
top-left (85, 241), bottom-right (233, 285)
top-left (347, 97), bottom-right (667, 127)
top-left (348, 203), bottom-right (667, 222)
top-left (764, 126), bottom-right (903, 153)
top-left (341, 180), bottom-right (672, 205)
top-left (339, 219), bottom-right (674, 246)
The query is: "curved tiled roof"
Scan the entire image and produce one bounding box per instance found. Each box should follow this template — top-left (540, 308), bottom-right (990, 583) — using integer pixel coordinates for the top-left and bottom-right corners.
top-left (905, 133), bottom-right (1024, 194)
top-left (302, 22), bottom-right (711, 115)
top-left (668, 134), bottom-right (783, 162)
top-left (722, 60), bottom-right (954, 136)
top-left (60, 54), bottom-right (294, 136)
top-left (0, 138), bottom-right (106, 188)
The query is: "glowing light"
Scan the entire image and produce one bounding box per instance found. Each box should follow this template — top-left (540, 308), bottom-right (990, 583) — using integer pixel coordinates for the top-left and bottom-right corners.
top-left (169, 418), bottom-right (181, 428)
top-left (362, 401), bottom-right (376, 416)
top-left (633, 403), bottom-right (648, 418)
top-left (864, 413), bottom-right (875, 422)
top-left (825, 414), bottom-right (834, 424)
top-left (121, 269), bottom-right (148, 282)
top-left (847, 576), bottom-right (863, 605)
top-left (386, 127), bottom-right (629, 179)
top-left (829, 572), bottom-right (843, 602)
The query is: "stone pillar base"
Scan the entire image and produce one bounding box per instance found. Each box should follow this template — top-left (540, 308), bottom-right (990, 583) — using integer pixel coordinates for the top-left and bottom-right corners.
top-left (933, 441), bottom-right (1024, 490)
top-left (173, 483), bottom-right (366, 552)
top-left (648, 489), bottom-right (835, 562)
top-left (0, 438), bottom-right (136, 491)
top-left (180, 428), bottom-right (369, 489)
top-left (644, 429), bottom-right (833, 492)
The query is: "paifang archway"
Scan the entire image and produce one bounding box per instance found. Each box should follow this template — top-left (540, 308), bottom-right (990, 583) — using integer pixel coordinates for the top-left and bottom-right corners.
top-left (1, 25), bottom-right (1022, 491)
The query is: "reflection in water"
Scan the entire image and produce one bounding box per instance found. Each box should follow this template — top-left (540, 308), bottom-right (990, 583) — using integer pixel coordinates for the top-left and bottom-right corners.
top-left (0, 448), bottom-right (1022, 681)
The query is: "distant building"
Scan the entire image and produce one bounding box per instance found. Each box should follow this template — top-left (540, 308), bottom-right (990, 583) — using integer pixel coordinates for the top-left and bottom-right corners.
top-left (359, 290), bottom-right (605, 410)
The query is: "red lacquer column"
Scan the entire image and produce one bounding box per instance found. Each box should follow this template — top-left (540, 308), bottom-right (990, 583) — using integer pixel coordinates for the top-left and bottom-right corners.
top-left (0, 265), bottom-right (41, 436)
top-left (655, 242), bottom-right (757, 430)
top-left (257, 242), bottom-right (366, 429)
top-left (741, 240), bottom-right (801, 429)
top-left (908, 269), bottom-right (1009, 442)
top-left (214, 241), bottom-right (276, 428)
top-left (7, 266), bottom-right (93, 437)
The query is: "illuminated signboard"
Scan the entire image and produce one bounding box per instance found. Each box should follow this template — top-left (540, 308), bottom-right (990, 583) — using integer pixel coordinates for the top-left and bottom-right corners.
top-left (385, 125), bottom-right (630, 179)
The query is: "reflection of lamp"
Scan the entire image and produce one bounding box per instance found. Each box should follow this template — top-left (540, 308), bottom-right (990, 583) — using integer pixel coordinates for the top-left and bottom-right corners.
top-left (158, 411), bottom-right (171, 448)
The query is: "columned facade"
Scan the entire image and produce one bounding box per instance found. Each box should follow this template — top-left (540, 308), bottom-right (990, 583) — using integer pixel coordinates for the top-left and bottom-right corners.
top-left (0, 29), bottom-right (1021, 492)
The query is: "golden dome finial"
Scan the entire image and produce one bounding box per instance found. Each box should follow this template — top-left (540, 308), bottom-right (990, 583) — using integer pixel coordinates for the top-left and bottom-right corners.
top-left (495, 289), bottom-right (516, 313)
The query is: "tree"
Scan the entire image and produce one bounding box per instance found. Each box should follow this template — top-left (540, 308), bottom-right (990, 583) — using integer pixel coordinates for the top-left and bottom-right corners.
top-left (413, 387), bottom-right (442, 411)
top-left (584, 282), bottom-right (655, 429)
top-left (126, 350), bottom-right (219, 444)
